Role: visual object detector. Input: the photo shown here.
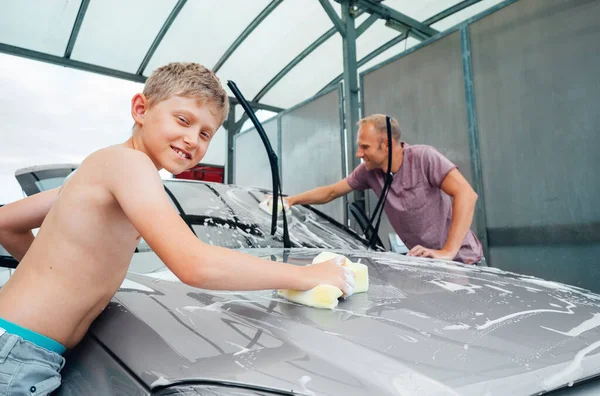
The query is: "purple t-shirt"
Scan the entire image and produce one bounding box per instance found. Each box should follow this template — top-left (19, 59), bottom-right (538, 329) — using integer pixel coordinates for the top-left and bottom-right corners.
top-left (347, 142), bottom-right (483, 264)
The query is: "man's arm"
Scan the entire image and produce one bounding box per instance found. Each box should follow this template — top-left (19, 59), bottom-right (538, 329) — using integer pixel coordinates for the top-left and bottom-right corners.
top-left (409, 169), bottom-right (477, 260)
top-left (287, 179), bottom-right (353, 206)
top-left (106, 150), bottom-right (353, 293)
top-left (0, 188), bottom-right (59, 260)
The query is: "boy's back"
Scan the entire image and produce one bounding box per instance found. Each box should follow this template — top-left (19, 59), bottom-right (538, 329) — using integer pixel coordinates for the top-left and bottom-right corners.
top-left (0, 146), bottom-right (143, 348)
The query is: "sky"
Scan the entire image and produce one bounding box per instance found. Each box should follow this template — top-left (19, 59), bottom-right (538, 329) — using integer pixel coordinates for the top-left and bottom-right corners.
top-left (0, 53), bottom-right (272, 204)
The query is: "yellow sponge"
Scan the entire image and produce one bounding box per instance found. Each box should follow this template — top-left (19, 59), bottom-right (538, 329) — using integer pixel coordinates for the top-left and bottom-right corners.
top-left (277, 252), bottom-right (369, 309)
top-left (312, 252), bottom-right (369, 293)
top-left (311, 251), bottom-right (353, 267)
top-left (278, 285), bottom-right (343, 309)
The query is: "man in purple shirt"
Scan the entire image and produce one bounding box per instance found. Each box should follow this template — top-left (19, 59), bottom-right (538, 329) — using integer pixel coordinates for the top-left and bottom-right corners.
top-left (286, 114), bottom-right (483, 264)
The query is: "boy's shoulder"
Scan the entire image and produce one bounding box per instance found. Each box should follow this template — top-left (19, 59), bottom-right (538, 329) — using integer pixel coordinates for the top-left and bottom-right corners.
top-left (83, 145), bottom-right (156, 173)
top-left (90, 144), bottom-right (151, 161)
top-left (73, 145), bottom-right (159, 191)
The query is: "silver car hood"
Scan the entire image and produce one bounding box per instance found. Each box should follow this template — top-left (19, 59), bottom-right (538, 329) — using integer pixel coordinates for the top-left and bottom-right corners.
top-left (90, 249), bottom-right (600, 395)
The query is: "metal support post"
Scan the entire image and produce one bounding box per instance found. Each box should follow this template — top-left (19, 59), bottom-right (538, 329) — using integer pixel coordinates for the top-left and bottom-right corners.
top-left (226, 104), bottom-right (237, 184)
top-left (341, 0), bottom-right (365, 219)
top-left (461, 24), bottom-right (490, 263)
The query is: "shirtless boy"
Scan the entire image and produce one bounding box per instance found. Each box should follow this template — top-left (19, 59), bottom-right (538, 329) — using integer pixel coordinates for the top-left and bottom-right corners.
top-left (0, 62), bottom-right (353, 394)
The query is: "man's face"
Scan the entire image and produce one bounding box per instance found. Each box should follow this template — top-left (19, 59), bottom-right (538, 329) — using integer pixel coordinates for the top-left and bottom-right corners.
top-left (356, 123), bottom-right (387, 171)
top-left (140, 95), bottom-right (221, 174)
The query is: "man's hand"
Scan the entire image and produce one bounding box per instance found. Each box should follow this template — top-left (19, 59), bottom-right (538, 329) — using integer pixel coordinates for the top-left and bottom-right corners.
top-left (408, 245), bottom-right (456, 261)
top-left (283, 196), bottom-right (295, 207)
top-left (264, 195), bottom-right (292, 208)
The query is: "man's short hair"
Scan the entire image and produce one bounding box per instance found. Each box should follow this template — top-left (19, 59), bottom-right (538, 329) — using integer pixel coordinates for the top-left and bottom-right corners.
top-left (358, 114), bottom-right (401, 144)
top-left (143, 62), bottom-right (229, 125)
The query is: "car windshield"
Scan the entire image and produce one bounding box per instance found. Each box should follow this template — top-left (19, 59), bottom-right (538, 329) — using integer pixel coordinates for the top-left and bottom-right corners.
top-left (135, 180), bottom-right (368, 252)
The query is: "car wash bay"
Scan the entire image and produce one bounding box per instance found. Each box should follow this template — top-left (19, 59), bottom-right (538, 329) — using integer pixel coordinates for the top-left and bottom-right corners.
top-left (1, 0), bottom-right (599, 292)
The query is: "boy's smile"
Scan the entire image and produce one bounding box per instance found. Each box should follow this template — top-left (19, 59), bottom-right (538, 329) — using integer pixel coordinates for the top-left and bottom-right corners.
top-left (171, 146), bottom-right (192, 160)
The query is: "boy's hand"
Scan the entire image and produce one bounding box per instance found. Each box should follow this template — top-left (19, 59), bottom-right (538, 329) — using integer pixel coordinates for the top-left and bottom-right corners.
top-left (303, 256), bottom-right (356, 296)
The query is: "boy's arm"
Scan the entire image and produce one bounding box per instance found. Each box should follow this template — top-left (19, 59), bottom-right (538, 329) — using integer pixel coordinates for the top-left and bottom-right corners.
top-left (107, 151), bottom-right (352, 293)
top-left (0, 188), bottom-right (59, 260)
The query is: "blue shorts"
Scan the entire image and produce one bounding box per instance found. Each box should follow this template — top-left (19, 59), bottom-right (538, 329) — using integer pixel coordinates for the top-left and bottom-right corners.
top-left (0, 318), bottom-right (65, 395)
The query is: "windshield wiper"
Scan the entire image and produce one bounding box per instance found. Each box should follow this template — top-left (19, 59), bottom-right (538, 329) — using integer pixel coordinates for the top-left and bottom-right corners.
top-left (0, 256), bottom-right (18, 269)
top-left (227, 80), bottom-right (291, 248)
top-left (366, 115), bottom-right (394, 249)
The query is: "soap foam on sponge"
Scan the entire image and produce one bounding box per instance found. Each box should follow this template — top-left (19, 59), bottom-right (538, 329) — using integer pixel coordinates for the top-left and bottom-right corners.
top-left (259, 196), bottom-right (290, 216)
top-left (278, 252), bottom-right (369, 309)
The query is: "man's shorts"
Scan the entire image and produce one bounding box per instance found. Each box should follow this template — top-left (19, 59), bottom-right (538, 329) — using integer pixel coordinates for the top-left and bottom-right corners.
top-left (0, 320), bottom-right (65, 395)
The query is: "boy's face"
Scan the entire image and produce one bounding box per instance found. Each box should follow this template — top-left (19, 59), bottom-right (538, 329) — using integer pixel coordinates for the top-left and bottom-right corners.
top-left (136, 95), bottom-right (221, 174)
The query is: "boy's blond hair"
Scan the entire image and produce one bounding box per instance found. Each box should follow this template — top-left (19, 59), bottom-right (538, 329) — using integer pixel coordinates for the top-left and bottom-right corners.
top-left (143, 62), bottom-right (229, 125)
top-left (358, 114), bottom-right (401, 144)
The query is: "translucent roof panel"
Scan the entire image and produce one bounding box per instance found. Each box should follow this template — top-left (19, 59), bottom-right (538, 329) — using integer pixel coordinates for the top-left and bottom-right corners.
top-left (359, 37), bottom-right (420, 75)
top-left (382, 0), bottom-right (464, 22)
top-left (0, 0), bottom-right (81, 56)
top-left (217, 0), bottom-right (340, 100)
top-left (261, 34), bottom-right (343, 109)
top-left (258, 11), bottom-right (371, 108)
top-left (71, 0), bottom-right (177, 73)
top-left (356, 19), bottom-right (402, 60)
top-left (431, 0), bottom-right (506, 31)
top-left (144, 0), bottom-right (270, 76)
top-left (0, 0), bottom-right (511, 111)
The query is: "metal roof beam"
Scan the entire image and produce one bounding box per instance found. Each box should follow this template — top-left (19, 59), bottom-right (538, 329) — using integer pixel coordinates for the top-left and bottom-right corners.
top-left (253, 8), bottom-right (366, 103)
top-left (354, 0), bottom-right (438, 38)
top-left (341, 0), bottom-right (360, 172)
top-left (318, 0), bottom-right (346, 37)
top-left (1, 43), bottom-right (285, 114)
top-left (319, 32), bottom-right (405, 93)
top-left (1, 42), bottom-right (147, 83)
top-left (253, 27), bottom-right (336, 102)
top-left (317, 0), bottom-right (483, 94)
top-left (424, 0), bottom-right (484, 26)
top-left (229, 98), bottom-right (284, 113)
top-left (213, 0), bottom-right (283, 73)
top-left (64, 0), bottom-right (91, 58)
top-left (136, 0), bottom-right (187, 76)
top-left (408, 29), bottom-right (429, 42)
top-left (356, 13), bottom-right (379, 37)
top-left (253, 7), bottom-right (372, 105)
